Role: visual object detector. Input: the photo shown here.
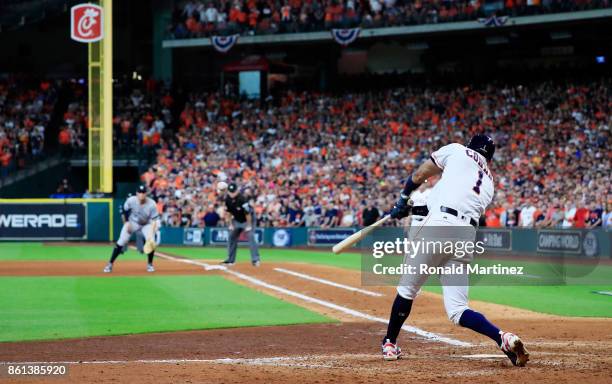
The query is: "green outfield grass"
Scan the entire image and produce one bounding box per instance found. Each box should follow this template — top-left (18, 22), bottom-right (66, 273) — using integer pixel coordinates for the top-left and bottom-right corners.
top-left (1, 243), bottom-right (610, 320)
top-left (424, 285), bottom-right (612, 317)
top-left (160, 246), bottom-right (612, 318)
top-left (161, 246), bottom-right (362, 270)
top-left (0, 275), bottom-right (333, 342)
top-left (0, 242), bottom-right (145, 261)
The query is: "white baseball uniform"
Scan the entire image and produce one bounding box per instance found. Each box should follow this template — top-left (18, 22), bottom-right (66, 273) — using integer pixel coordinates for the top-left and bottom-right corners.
top-left (117, 196), bottom-right (160, 247)
top-left (409, 187), bottom-right (431, 223)
top-left (398, 143), bottom-right (494, 325)
top-left (404, 187), bottom-right (431, 296)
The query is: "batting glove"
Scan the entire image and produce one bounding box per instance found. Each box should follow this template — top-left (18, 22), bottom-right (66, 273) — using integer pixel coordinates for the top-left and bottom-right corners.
top-left (390, 194), bottom-right (412, 219)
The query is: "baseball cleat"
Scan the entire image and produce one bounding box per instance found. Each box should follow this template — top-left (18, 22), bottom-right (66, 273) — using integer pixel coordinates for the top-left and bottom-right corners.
top-left (500, 331), bottom-right (529, 367)
top-left (382, 338), bottom-right (402, 361)
top-left (252, 260), bottom-right (261, 267)
top-left (220, 260), bottom-right (235, 266)
top-left (146, 264), bottom-right (155, 273)
top-left (103, 263), bottom-right (112, 273)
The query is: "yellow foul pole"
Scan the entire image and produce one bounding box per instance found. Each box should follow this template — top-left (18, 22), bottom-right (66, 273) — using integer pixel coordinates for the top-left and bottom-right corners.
top-left (88, 0), bottom-right (113, 193)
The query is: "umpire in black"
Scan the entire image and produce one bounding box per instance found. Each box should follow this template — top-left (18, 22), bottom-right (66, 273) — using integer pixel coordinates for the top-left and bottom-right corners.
top-left (221, 183), bottom-right (261, 266)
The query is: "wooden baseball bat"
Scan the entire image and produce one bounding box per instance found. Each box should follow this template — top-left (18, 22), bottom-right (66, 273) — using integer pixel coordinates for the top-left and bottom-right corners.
top-left (332, 215), bottom-right (392, 254)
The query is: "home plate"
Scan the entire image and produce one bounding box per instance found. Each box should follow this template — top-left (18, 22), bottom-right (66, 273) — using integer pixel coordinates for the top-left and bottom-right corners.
top-left (458, 354), bottom-right (506, 359)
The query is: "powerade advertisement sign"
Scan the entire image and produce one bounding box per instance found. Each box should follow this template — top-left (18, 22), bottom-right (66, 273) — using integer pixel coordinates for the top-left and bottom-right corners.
top-left (0, 203), bottom-right (86, 240)
top-left (308, 229), bottom-right (356, 246)
top-left (209, 228), bottom-right (264, 245)
top-left (476, 229), bottom-right (511, 251)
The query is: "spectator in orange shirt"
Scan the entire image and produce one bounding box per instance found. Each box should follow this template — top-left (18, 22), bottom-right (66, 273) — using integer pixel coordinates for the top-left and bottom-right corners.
top-left (58, 127), bottom-right (72, 158)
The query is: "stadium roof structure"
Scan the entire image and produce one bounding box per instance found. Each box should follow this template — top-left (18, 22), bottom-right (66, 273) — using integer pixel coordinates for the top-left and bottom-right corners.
top-left (163, 9), bottom-right (612, 49)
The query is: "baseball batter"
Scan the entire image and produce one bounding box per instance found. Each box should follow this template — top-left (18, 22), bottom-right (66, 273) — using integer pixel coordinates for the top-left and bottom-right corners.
top-left (381, 135), bottom-right (529, 367)
top-left (103, 185), bottom-right (160, 273)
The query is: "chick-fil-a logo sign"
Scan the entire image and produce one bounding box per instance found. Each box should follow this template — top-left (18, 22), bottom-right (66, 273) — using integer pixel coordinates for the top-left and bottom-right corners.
top-left (70, 4), bottom-right (103, 43)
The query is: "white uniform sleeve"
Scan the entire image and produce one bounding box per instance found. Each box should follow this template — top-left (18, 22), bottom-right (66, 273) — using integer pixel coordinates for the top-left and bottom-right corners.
top-left (430, 143), bottom-right (461, 170)
top-left (123, 198), bottom-right (131, 212)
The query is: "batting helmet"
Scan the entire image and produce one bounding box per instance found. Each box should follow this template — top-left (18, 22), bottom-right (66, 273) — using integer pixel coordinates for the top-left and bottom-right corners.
top-left (467, 134), bottom-right (495, 161)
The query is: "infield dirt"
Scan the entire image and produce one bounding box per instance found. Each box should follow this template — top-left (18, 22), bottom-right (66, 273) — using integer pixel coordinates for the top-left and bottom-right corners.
top-left (2, 258), bottom-right (611, 383)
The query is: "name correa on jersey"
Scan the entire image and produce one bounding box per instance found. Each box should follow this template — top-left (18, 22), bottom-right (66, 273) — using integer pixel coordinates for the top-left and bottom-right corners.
top-left (465, 149), bottom-right (493, 180)
top-left (427, 143), bottom-right (494, 220)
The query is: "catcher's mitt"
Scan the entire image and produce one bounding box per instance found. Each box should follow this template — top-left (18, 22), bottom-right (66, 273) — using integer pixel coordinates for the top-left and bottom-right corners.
top-left (143, 239), bottom-right (156, 254)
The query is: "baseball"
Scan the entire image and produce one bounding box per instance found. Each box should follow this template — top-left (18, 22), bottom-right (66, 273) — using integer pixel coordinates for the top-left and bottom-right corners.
top-left (216, 181), bottom-right (228, 193)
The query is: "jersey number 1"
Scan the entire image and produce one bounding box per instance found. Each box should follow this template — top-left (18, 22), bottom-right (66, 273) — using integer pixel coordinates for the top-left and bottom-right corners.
top-left (473, 171), bottom-right (484, 195)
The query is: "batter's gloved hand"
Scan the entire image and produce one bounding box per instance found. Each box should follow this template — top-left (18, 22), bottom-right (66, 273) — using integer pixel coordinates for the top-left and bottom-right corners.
top-left (390, 194), bottom-right (412, 219)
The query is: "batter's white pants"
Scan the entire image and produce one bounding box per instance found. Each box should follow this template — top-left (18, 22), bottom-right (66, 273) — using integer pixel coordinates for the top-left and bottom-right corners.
top-left (397, 213), bottom-right (476, 325)
top-left (117, 221), bottom-right (156, 247)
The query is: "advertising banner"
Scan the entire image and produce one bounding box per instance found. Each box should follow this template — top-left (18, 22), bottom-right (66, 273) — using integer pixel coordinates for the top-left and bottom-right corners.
top-left (0, 203), bottom-right (87, 240)
top-left (183, 228), bottom-right (203, 245)
top-left (209, 228), bottom-right (264, 245)
top-left (307, 228), bottom-right (356, 246)
top-left (272, 229), bottom-right (291, 247)
top-left (537, 230), bottom-right (582, 254)
top-left (476, 229), bottom-right (512, 251)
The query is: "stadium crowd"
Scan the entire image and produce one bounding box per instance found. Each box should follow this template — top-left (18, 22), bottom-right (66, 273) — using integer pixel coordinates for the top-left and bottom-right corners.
top-left (60, 79), bottom-right (174, 159)
top-left (111, 81), bottom-right (174, 155)
top-left (0, 77), bottom-right (54, 178)
top-left (1, 76), bottom-right (174, 181)
top-left (169, 0), bottom-right (611, 38)
top-left (142, 78), bottom-right (611, 229)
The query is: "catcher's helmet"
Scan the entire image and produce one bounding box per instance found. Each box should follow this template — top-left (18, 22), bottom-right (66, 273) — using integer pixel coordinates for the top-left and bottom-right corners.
top-left (467, 134), bottom-right (495, 161)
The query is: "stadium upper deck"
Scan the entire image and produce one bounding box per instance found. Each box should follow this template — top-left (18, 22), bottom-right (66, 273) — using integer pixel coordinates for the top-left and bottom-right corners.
top-left (168, 0), bottom-right (611, 38)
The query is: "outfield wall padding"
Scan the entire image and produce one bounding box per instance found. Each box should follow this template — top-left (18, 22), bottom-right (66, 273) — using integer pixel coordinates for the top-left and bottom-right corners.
top-left (158, 226), bottom-right (611, 259)
top-left (0, 199), bottom-right (113, 241)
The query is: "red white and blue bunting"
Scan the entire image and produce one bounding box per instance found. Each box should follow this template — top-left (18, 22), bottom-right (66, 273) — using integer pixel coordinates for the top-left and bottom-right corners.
top-left (478, 15), bottom-right (509, 27)
top-left (331, 28), bottom-right (360, 46)
top-left (211, 34), bottom-right (239, 53)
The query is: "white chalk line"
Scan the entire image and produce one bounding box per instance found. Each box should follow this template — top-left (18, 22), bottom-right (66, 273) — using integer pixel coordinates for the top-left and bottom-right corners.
top-left (273, 267), bottom-right (384, 297)
top-left (153, 251), bottom-right (471, 347)
top-left (0, 356), bottom-right (326, 368)
top-left (0, 353), bottom-right (502, 366)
